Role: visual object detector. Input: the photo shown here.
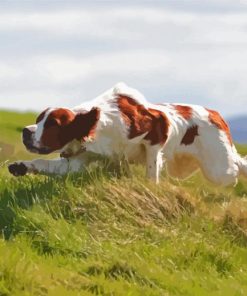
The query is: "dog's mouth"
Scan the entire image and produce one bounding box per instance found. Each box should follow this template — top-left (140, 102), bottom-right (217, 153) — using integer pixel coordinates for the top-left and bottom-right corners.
top-left (24, 143), bottom-right (54, 155)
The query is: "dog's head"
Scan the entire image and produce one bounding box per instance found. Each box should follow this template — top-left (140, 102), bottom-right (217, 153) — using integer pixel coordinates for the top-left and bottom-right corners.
top-left (22, 107), bottom-right (100, 154)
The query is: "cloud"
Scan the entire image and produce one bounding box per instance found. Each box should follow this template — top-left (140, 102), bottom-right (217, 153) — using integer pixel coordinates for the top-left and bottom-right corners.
top-left (0, 2), bottom-right (246, 117)
top-left (0, 7), bottom-right (246, 45)
top-left (0, 61), bottom-right (22, 80)
top-left (31, 51), bottom-right (170, 83)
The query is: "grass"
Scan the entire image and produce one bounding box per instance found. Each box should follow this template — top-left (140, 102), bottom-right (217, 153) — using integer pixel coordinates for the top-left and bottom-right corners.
top-left (1, 109), bottom-right (247, 295)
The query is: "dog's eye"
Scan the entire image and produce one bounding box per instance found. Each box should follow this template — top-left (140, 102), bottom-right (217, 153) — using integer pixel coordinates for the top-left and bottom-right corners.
top-left (45, 118), bottom-right (59, 128)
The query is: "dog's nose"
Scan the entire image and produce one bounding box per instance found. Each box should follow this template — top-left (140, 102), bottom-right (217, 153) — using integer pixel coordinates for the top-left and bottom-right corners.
top-left (22, 128), bottom-right (32, 143)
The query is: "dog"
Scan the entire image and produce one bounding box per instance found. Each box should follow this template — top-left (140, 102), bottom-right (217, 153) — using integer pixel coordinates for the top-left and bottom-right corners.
top-left (8, 82), bottom-right (247, 186)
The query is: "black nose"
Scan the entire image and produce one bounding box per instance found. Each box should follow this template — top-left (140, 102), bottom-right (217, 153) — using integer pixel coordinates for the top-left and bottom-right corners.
top-left (22, 128), bottom-right (32, 144)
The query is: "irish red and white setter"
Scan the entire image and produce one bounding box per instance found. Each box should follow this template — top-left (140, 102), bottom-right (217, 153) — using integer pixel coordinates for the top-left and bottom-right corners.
top-left (8, 83), bottom-right (247, 186)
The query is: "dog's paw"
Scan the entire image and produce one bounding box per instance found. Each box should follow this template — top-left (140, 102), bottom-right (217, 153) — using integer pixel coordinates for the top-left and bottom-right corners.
top-left (8, 162), bottom-right (28, 177)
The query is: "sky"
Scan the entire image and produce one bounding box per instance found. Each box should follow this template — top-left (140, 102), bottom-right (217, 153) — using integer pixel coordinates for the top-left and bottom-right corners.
top-left (0, 0), bottom-right (247, 117)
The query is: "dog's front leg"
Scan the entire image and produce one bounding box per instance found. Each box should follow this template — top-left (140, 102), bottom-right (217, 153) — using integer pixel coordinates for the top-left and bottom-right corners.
top-left (145, 146), bottom-right (163, 184)
top-left (8, 157), bottom-right (85, 177)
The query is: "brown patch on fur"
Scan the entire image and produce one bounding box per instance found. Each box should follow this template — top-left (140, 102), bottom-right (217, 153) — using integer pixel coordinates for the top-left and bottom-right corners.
top-left (36, 108), bottom-right (49, 124)
top-left (44, 109), bottom-right (75, 128)
top-left (206, 108), bottom-right (233, 146)
top-left (181, 125), bottom-right (199, 145)
top-left (174, 105), bottom-right (193, 120)
top-left (41, 109), bottom-right (75, 151)
top-left (74, 108), bottom-right (100, 141)
top-left (117, 95), bottom-right (169, 145)
top-left (40, 108), bottom-right (100, 151)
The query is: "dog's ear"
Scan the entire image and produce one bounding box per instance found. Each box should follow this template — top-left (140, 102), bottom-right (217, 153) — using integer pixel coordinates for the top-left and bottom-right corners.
top-left (72, 107), bottom-right (100, 141)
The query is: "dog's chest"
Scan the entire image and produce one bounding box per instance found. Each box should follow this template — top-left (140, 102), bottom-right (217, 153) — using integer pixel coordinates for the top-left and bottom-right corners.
top-left (85, 119), bottom-right (126, 156)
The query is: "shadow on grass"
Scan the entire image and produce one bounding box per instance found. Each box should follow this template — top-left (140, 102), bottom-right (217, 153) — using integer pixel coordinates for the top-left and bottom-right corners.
top-left (222, 214), bottom-right (247, 247)
top-left (234, 180), bottom-right (247, 197)
top-left (0, 162), bottom-right (120, 240)
top-left (0, 176), bottom-right (62, 239)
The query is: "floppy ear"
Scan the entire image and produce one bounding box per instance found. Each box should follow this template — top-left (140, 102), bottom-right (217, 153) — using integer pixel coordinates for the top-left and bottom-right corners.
top-left (72, 107), bottom-right (100, 141)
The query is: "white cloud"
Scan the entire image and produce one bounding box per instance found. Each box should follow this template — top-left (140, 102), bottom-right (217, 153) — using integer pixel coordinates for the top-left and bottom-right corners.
top-left (31, 51), bottom-right (170, 84)
top-left (0, 2), bottom-right (247, 117)
top-left (0, 8), bottom-right (247, 43)
top-left (0, 90), bottom-right (73, 112)
top-left (0, 62), bottom-right (22, 80)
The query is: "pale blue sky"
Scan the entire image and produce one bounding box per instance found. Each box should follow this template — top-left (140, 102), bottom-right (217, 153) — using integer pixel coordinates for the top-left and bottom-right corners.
top-left (0, 0), bottom-right (247, 116)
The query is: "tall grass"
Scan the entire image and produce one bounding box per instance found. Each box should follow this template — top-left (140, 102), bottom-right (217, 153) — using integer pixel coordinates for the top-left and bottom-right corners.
top-left (1, 110), bottom-right (247, 295)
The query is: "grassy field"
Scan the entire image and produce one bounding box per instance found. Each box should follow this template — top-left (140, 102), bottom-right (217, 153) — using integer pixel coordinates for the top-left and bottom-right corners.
top-left (1, 109), bottom-right (247, 295)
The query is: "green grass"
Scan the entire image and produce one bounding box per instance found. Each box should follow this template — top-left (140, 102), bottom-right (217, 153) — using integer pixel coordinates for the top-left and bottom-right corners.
top-left (1, 110), bottom-right (247, 295)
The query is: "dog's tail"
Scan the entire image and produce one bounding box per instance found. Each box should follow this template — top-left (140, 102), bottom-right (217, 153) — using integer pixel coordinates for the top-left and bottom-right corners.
top-left (238, 155), bottom-right (247, 178)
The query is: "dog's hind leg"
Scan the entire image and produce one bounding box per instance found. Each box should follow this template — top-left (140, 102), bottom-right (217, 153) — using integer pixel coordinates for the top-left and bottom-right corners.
top-left (195, 142), bottom-right (239, 186)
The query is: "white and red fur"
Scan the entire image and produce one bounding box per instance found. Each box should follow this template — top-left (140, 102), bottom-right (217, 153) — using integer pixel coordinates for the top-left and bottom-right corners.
top-left (8, 82), bottom-right (247, 186)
